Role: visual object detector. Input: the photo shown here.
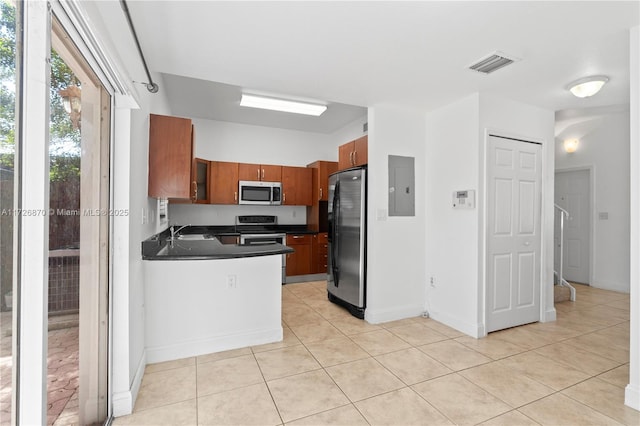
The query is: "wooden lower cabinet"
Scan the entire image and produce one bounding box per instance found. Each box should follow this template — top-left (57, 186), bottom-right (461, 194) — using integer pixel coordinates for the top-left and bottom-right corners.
top-left (313, 232), bottom-right (329, 274)
top-left (286, 234), bottom-right (313, 276)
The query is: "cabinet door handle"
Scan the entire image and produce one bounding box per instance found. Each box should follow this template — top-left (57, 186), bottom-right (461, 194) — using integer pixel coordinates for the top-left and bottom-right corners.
top-left (283, 193), bottom-right (286, 203)
top-left (257, 169), bottom-right (260, 180)
top-left (353, 151), bottom-right (357, 165)
top-left (293, 235), bottom-right (303, 239)
top-left (349, 151), bottom-right (353, 165)
top-left (320, 188), bottom-right (322, 199)
top-left (234, 191), bottom-right (237, 202)
top-left (192, 181), bottom-right (197, 201)
top-left (262, 169), bottom-right (265, 179)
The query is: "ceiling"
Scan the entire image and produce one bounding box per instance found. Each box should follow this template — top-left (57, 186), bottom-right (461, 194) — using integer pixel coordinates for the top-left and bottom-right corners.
top-left (160, 73), bottom-right (367, 133)
top-left (93, 1), bottom-right (639, 132)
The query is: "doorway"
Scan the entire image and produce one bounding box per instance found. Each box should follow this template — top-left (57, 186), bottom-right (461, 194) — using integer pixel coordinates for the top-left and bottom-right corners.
top-left (486, 134), bottom-right (543, 333)
top-left (47, 17), bottom-right (111, 425)
top-left (555, 169), bottom-right (591, 285)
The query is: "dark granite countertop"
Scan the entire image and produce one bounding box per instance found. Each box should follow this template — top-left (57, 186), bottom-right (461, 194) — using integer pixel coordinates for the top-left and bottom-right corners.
top-left (142, 226), bottom-right (295, 260)
top-left (168, 225), bottom-right (318, 235)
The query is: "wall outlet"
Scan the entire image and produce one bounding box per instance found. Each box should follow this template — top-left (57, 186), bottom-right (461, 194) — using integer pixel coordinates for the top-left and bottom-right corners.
top-left (141, 208), bottom-right (148, 225)
top-left (430, 276), bottom-right (436, 288)
top-left (227, 274), bottom-right (237, 288)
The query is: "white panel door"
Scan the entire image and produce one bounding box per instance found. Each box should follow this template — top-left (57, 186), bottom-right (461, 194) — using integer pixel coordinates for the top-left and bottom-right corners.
top-left (554, 170), bottom-right (590, 284)
top-left (487, 135), bottom-right (542, 332)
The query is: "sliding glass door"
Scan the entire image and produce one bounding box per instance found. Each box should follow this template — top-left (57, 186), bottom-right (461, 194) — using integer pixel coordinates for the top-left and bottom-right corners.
top-left (9, 2), bottom-right (113, 423)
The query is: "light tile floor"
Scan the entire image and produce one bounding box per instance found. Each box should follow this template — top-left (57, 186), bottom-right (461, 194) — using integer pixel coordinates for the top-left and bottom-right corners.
top-left (115, 282), bottom-right (637, 425)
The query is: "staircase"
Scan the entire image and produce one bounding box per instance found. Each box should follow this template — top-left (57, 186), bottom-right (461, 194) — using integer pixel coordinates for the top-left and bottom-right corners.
top-left (554, 204), bottom-right (576, 302)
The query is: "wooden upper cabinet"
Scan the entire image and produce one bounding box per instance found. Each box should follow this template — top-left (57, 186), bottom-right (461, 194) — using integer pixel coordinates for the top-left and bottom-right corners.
top-left (282, 166), bottom-right (312, 206)
top-left (238, 163), bottom-right (282, 182)
top-left (338, 135), bottom-right (368, 171)
top-left (353, 135), bottom-right (368, 167)
top-left (338, 143), bottom-right (353, 171)
top-left (148, 114), bottom-right (194, 199)
top-left (209, 161), bottom-right (239, 204)
top-left (261, 164), bottom-right (282, 182)
top-left (307, 160), bottom-right (338, 201)
top-left (193, 158), bottom-right (210, 204)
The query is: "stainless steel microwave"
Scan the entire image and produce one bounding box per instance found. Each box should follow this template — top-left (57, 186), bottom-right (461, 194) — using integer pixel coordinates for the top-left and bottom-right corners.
top-left (238, 181), bottom-right (282, 205)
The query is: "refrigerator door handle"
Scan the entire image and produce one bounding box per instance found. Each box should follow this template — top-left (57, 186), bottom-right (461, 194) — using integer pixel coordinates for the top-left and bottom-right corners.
top-left (331, 180), bottom-right (340, 287)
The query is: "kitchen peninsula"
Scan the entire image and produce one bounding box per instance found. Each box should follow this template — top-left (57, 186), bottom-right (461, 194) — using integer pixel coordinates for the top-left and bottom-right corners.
top-left (141, 227), bottom-right (293, 364)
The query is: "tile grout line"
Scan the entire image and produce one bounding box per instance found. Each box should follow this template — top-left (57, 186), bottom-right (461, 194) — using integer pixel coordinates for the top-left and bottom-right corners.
top-left (132, 282), bottom-right (630, 424)
top-left (292, 290), bottom-right (480, 424)
top-left (252, 347), bottom-right (285, 425)
top-left (194, 359), bottom-right (199, 425)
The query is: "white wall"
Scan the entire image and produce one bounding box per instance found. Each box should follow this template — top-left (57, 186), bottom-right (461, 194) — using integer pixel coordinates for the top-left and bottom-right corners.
top-left (127, 76), bottom-right (174, 382)
top-left (110, 74), bottom-right (174, 416)
top-left (144, 255), bottom-right (282, 363)
top-left (192, 119), bottom-right (337, 165)
top-left (625, 24), bottom-right (639, 413)
top-left (366, 105), bottom-right (427, 323)
top-left (169, 116), bottom-right (366, 226)
top-left (425, 93), bottom-right (555, 337)
top-left (555, 108), bottom-right (631, 292)
top-left (425, 94), bottom-right (481, 335)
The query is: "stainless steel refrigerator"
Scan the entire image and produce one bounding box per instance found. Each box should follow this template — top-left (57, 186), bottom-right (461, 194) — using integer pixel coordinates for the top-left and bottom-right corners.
top-left (327, 166), bottom-right (366, 319)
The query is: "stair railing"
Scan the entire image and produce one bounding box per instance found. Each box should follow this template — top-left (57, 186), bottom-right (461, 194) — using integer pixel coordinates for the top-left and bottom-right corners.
top-left (555, 204), bottom-right (576, 301)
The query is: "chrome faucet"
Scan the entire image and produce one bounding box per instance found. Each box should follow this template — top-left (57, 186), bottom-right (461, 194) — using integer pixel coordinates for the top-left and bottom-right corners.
top-left (169, 224), bottom-right (191, 241)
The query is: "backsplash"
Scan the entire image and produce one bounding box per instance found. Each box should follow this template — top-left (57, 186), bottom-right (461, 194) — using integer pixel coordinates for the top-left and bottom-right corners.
top-left (168, 204), bottom-right (307, 226)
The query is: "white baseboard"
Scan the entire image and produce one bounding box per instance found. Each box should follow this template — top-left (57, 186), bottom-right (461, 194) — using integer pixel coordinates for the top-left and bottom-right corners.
top-left (131, 351), bottom-right (146, 411)
top-left (429, 310), bottom-right (483, 338)
top-left (542, 306), bottom-right (557, 322)
top-left (625, 384), bottom-right (640, 411)
top-left (286, 273), bottom-right (327, 284)
top-left (112, 350), bottom-right (146, 417)
top-left (365, 304), bottom-right (424, 324)
top-left (591, 281), bottom-right (630, 294)
top-left (111, 391), bottom-right (132, 418)
top-left (145, 327), bottom-right (282, 364)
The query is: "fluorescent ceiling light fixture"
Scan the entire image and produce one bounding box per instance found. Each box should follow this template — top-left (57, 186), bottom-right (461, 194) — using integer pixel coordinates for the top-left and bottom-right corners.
top-left (567, 75), bottom-right (609, 98)
top-left (240, 94), bottom-right (327, 116)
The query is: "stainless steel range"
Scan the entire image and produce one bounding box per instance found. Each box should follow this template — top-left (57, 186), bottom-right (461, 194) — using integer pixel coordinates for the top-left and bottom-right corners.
top-left (236, 215), bottom-right (286, 283)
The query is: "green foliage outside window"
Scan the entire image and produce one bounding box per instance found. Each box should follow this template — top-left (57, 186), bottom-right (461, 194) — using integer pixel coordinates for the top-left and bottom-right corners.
top-left (0, 0), bottom-right (81, 182)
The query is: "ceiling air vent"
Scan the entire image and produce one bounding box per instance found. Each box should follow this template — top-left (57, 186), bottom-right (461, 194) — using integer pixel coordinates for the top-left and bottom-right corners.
top-left (468, 51), bottom-right (519, 74)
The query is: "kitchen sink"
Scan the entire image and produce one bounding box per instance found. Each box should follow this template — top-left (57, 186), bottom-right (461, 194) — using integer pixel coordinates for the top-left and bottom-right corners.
top-left (177, 234), bottom-right (214, 240)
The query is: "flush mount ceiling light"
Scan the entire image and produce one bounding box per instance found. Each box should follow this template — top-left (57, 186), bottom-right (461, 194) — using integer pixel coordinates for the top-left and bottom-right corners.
top-left (567, 75), bottom-right (609, 98)
top-left (240, 94), bottom-right (327, 116)
top-left (564, 138), bottom-right (579, 153)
